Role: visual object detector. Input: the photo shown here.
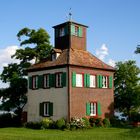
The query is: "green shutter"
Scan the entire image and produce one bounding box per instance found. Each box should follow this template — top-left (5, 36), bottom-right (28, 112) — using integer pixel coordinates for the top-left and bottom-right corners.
top-left (55, 28), bottom-right (59, 38)
top-left (72, 72), bottom-right (76, 87)
top-left (49, 74), bottom-right (52, 87)
top-left (38, 75), bottom-right (43, 88)
top-left (97, 102), bottom-right (102, 116)
top-left (62, 72), bottom-right (67, 87)
top-left (39, 103), bottom-right (44, 116)
top-left (64, 25), bottom-right (68, 35)
top-left (48, 74), bottom-right (50, 87)
top-left (36, 76), bottom-right (39, 88)
top-left (28, 76), bottom-right (32, 89)
top-left (97, 75), bottom-right (100, 88)
top-left (86, 102), bottom-right (90, 116)
top-left (71, 24), bottom-right (75, 35)
top-left (79, 26), bottom-right (83, 37)
top-left (97, 75), bottom-right (103, 88)
top-left (50, 74), bottom-right (55, 87)
top-left (84, 74), bottom-right (87, 87)
top-left (109, 76), bottom-right (113, 88)
top-left (99, 75), bottom-right (103, 88)
top-left (86, 74), bottom-right (90, 87)
top-left (49, 102), bottom-right (53, 116)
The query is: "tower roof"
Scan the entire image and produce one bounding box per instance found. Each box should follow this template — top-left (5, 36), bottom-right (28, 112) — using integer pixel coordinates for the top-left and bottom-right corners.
top-left (53, 21), bottom-right (88, 28)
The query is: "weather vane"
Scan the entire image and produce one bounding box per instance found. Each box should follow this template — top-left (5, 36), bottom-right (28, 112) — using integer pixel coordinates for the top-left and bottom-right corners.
top-left (69, 8), bottom-right (72, 21)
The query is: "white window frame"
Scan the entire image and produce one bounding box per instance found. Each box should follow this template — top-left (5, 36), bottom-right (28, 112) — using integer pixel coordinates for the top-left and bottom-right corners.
top-left (90, 75), bottom-right (96, 88)
top-left (44, 102), bottom-right (49, 116)
top-left (76, 74), bottom-right (83, 87)
top-left (90, 102), bottom-right (97, 116)
top-left (102, 76), bottom-right (108, 88)
top-left (44, 74), bottom-right (49, 88)
top-left (59, 27), bottom-right (65, 37)
top-left (56, 73), bottom-right (62, 87)
top-left (32, 75), bottom-right (38, 89)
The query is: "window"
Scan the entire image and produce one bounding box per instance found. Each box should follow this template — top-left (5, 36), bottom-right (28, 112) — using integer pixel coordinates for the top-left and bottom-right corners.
top-left (76, 74), bottom-right (83, 87)
top-left (52, 53), bottom-right (60, 61)
top-left (40, 102), bottom-right (53, 117)
top-left (32, 75), bottom-right (38, 89)
top-left (75, 26), bottom-right (79, 36)
top-left (71, 25), bottom-right (82, 37)
top-left (44, 102), bottom-right (50, 116)
top-left (90, 102), bottom-right (97, 116)
top-left (90, 75), bottom-right (96, 88)
top-left (43, 74), bottom-right (49, 88)
top-left (86, 102), bottom-right (102, 116)
top-left (59, 27), bottom-right (65, 37)
top-left (56, 73), bottom-right (62, 87)
top-left (52, 54), bottom-right (56, 61)
top-left (102, 76), bottom-right (108, 88)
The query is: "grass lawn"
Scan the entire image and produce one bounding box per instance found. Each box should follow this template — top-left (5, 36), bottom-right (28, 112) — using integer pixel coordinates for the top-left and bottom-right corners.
top-left (0, 127), bottom-right (139, 140)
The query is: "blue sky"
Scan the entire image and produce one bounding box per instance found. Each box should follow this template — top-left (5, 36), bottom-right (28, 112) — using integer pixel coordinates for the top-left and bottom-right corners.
top-left (0, 0), bottom-right (140, 87)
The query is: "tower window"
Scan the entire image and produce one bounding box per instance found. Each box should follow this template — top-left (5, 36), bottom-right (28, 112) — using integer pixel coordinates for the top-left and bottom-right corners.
top-left (71, 24), bottom-right (83, 37)
top-left (75, 26), bottom-right (79, 36)
top-left (59, 27), bottom-right (65, 37)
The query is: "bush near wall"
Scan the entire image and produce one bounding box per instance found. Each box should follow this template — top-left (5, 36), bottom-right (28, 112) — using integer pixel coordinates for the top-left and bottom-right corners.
top-left (24, 117), bottom-right (111, 130)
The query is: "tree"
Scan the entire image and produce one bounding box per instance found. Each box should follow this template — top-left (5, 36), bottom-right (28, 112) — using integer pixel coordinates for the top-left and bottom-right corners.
top-left (114, 60), bottom-right (140, 119)
top-left (12, 27), bottom-right (52, 64)
top-left (135, 45), bottom-right (140, 54)
top-left (0, 27), bottom-right (52, 121)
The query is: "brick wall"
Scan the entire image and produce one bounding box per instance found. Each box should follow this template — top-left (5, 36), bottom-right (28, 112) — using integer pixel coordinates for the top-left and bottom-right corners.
top-left (69, 66), bottom-right (114, 119)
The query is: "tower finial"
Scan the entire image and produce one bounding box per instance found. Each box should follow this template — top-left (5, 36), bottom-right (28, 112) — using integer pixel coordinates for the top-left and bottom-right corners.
top-left (69, 8), bottom-right (72, 21)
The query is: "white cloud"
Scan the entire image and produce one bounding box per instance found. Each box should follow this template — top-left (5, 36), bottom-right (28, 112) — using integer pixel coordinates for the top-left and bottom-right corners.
top-left (108, 59), bottom-right (116, 67)
top-left (0, 46), bottom-right (20, 68)
top-left (96, 43), bottom-right (116, 67)
top-left (96, 44), bottom-right (109, 60)
top-left (0, 45), bottom-right (20, 88)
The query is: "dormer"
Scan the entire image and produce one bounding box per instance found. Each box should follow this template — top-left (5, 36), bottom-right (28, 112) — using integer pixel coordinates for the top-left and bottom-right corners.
top-left (53, 21), bottom-right (88, 51)
top-left (51, 48), bottom-right (62, 61)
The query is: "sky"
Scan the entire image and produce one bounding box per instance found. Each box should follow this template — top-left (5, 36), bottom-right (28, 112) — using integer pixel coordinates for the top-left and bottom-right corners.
top-left (0, 0), bottom-right (140, 88)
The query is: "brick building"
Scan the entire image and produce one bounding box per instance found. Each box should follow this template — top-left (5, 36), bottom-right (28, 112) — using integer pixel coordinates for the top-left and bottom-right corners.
top-left (27, 21), bottom-right (115, 122)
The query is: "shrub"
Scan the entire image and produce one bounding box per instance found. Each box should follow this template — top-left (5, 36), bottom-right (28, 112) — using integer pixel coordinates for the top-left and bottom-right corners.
top-left (25, 121), bottom-right (42, 129)
top-left (103, 118), bottom-right (110, 127)
top-left (130, 112), bottom-right (140, 123)
top-left (70, 117), bottom-right (86, 129)
top-left (55, 118), bottom-right (66, 129)
top-left (95, 118), bottom-right (103, 127)
top-left (82, 117), bottom-right (90, 128)
top-left (65, 123), bottom-right (70, 130)
top-left (110, 116), bottom-right (127, 127)
top-left (89, 117), bottom-right (96, 127)
top-left (41, 118), bottom-right (53, 129)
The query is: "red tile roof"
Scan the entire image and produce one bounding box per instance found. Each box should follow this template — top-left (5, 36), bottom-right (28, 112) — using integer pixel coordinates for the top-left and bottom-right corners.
top-left (28, 48), bottom-right (115, 71)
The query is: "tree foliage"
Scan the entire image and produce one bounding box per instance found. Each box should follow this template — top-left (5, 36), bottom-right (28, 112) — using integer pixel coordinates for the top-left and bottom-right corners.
top-left (135, 45), bottom-right (140, 54)
top-left (0, 63), bottom-right (27, 115)
top-left (0, 27), bottom-right (52, 118)
top-left (12, 27), bottom-right (52, 64)
top-left (114, 60), bottom-right (140, 117)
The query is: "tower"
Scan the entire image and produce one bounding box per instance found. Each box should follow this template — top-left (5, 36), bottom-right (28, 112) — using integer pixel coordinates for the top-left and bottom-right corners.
top-left (53, 21), bottom-right (88, 51)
